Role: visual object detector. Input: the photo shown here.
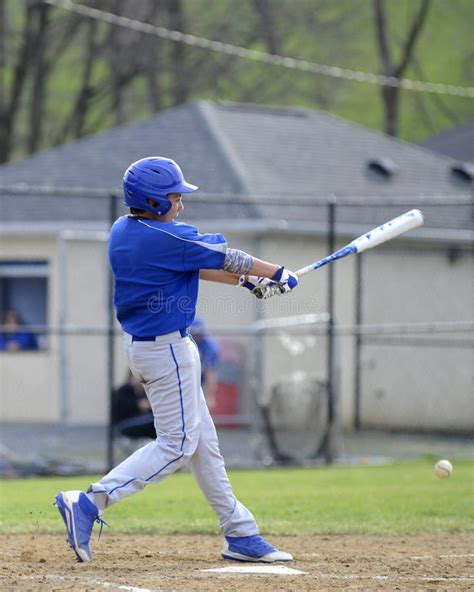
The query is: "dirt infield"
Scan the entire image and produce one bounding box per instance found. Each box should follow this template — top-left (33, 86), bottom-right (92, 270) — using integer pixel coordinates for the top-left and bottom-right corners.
top-left (1, 533), bottom-right (473, 591)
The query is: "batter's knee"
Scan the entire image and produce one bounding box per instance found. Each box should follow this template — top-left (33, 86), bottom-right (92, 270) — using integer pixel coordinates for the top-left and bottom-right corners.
top-left (156, 428), bottom-right (199, 462)
top-left (180, 429), bottom-right (200, 460)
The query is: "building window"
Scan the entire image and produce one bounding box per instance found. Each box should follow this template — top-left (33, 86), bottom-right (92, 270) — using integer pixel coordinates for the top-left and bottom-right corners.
top-left (0, 261), bottom-right (49, 352)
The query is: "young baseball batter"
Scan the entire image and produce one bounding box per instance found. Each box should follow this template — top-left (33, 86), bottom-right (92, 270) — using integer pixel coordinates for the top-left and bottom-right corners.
top-left (55, 157), bottom-right (298, 564)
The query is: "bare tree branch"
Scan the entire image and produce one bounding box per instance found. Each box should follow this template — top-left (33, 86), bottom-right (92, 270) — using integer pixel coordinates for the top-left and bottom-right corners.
top-left (373, 0), bottom-right (432, 136)
top-left (54, 16), bottom-right (100, 143)
top-left (105, 0), bottom-right (127, 125)
top-left (410, 55), bottom-right (463, 127)
top-left (0, 3), bottom-right (36, 163)
top-left (28, 2), bottom-right (52, 154)
top-left (47, 10), bottom-right (84, 65)
top-left (373, 0), bottom-right (393, 74)
top-left (253, 0), bottom-right (281, 55)
top-left (396, 0), bottom-right (431, 77)
top-left (166, 0), bottom-right (190, 106)
top-left (0, 0), bottom-right (6, 112)
top-left (143, 28), bottom-right (163, 112)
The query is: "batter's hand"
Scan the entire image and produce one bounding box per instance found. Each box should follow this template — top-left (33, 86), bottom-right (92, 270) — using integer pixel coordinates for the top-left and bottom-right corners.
top-left (238, 274), bottom-right (274, 297)
top-left (239, 267), bottom-right (298, 299)
top-left (271, 266), bottom-right (298, 294)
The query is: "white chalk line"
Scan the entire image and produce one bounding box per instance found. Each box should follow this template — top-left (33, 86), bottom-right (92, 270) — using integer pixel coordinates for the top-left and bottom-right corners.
top-left (307, 574), bottom-right (474, 582)
top-left (16, 568), bottom-right (474, 587)
top-left (18, 574), bottom-right (162, 592)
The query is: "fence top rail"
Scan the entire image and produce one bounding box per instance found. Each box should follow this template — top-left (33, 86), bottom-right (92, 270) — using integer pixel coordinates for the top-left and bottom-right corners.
top-left (0, 184), bottom-right (471, 207)
top-left (0, 184), bottom-right (117, 198)
top-left (1, 320), bottom-right (473, 337)
top-left (336, 320), bottom-right (474, 336)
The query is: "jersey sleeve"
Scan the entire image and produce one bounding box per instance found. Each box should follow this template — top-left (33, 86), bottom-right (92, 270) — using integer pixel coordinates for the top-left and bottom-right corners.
top-left (182, 230), bottom-right (227, 271)
top-left (135, 220), bottom-right (227, 272)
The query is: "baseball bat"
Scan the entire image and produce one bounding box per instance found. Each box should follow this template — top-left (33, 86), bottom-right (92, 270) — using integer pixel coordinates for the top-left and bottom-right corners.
top-left (256, 209), bottom-right (424, 298)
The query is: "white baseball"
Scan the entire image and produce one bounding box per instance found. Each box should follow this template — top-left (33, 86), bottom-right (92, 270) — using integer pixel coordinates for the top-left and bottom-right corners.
top-left (434, 459), bottom-right (453, 479)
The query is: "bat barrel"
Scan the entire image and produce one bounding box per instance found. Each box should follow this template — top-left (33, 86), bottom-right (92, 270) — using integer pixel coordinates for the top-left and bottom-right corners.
top-left (351, 209), bottom-right (424, 254)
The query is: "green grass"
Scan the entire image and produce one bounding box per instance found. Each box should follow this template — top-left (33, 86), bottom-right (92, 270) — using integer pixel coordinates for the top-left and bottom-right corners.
top-left (1, 459), bottom-right (473, 536)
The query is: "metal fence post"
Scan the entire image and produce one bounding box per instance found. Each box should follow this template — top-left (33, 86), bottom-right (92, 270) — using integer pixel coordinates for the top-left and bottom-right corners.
top-left (325, 198), bottom-right (336, 463)
top-left (57, 233), bottom-right (69, 423)
top-left (107, 194), bottom-right (118, 471)
top-left (354, 253), bottom-right (363, 430)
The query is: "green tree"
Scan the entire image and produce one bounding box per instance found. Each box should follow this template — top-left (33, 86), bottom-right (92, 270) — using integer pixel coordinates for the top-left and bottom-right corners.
top-left (0, 0), bottom-right (472, 163)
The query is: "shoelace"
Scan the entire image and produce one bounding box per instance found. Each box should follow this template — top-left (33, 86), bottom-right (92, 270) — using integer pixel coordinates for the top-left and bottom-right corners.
top-left (95, 516), bottom-right (108, 540)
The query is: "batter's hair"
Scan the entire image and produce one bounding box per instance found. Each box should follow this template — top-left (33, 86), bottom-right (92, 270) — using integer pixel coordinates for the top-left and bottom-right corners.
top-left (130, 197), bottom-right (161, 215)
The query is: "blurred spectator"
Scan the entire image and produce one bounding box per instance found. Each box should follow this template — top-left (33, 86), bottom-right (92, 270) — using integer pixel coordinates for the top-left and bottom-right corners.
top-left (0, 308), bottom-right (38, 352)
top-left (112, 370), bottom-right (155, 439)
top-left (190, 317), bottom-right (220, 412)
top-left (114, 319), bottom-right (220, 440)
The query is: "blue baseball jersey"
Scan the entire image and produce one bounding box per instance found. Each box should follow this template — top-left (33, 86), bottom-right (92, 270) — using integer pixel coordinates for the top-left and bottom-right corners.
top-left (108, 216), bottom-right (227, 336)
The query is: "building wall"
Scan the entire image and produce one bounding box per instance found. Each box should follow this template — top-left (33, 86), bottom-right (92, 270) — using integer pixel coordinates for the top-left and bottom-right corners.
top-left (1, 230), bottom-right (472, 431)
top-left (359, 245), bottom-right (474, 431)
top-left (0, 235), bottom-right (60, 421)
top-left (60, 238), bottom-right (110, 423)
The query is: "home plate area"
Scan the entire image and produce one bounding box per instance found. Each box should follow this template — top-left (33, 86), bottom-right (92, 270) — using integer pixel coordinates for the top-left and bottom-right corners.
top-left (201, 564), bottom-right (307, 575)
top-left (1, 533), bottom-right (473, 591)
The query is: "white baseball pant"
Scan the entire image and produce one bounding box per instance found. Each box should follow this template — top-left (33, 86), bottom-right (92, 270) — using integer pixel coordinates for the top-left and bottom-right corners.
top-left (88, 330), bottom-right (259, 537)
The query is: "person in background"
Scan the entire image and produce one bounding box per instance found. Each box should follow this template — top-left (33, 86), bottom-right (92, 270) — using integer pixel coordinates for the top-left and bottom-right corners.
top-left (113, 318), bottom-right (220, 440)
top-left (112, 369), bottom-right (155, 439)
top-left (113, 317), bottom-right (221, 438)
top-left (190, 317), bottom-right (220, 412)
top-left (0, 308), bottom-right (38, 351)
top-left (113, 369), bottom-right (150, 422)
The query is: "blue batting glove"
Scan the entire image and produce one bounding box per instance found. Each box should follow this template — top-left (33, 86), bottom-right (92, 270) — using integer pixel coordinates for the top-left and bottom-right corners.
top-left (271, 266), bottom-right (298, 294)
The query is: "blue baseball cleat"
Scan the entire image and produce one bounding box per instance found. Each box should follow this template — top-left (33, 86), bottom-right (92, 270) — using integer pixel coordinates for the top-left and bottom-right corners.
top-left (54, 490), bottom-right (107, 562)
top-left (222, 534), bottom-right (293, 563)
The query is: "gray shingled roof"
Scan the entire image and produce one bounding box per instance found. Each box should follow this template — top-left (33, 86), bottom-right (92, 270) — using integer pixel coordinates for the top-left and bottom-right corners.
top-left (419, 120), bottom-right (474, 163)
top-left (0, 101), bottom-right (471, 232)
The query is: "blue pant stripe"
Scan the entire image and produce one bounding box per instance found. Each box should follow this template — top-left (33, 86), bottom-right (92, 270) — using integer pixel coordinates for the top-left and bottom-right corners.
top-left (169, 343), bottom-right (187, 451)
top-left (145, 453), bottom-right (184, 482)
top-left (100, 345), bottom-right (188, 496)
top-left (108, 477), bottom-right (136, 495)
top-left (107, 453), bottom-right (185, 495)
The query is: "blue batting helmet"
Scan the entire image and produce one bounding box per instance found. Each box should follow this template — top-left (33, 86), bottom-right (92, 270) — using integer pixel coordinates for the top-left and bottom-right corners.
top-left (123, 156), bottom-right (198, 216)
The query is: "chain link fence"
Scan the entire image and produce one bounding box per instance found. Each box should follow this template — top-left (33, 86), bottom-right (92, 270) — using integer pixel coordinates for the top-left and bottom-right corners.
top-left (0, 186), bottom-right (472, 473)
